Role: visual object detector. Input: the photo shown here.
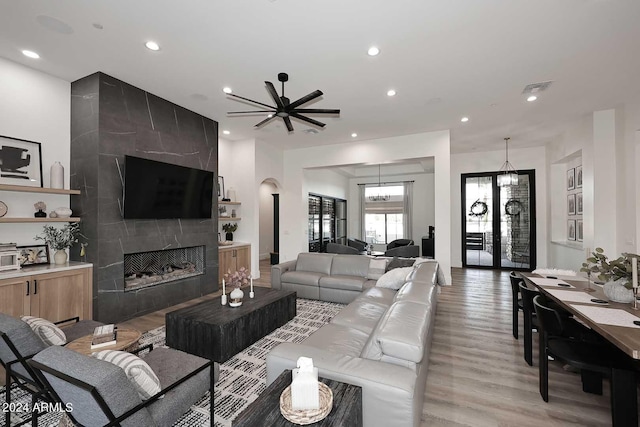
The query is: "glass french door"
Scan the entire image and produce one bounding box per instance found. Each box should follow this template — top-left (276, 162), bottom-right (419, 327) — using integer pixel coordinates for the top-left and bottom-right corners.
top-left (462, 171), bottom-right (536, 271)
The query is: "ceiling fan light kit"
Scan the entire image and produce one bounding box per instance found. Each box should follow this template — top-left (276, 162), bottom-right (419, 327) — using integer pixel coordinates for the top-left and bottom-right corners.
top-left (497, 137), bottom-right (518, 187)
top-left (227, 73), bottom-right (340, 132)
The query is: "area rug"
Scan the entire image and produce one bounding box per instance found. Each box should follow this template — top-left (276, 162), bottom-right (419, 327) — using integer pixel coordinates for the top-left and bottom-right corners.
top-left (0, 298), bottom-right (344, 427)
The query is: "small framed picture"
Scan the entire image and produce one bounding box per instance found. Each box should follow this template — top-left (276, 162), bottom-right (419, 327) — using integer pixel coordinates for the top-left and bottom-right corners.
top-left (576, 192), bottom-right (583, 214)
top-left (577, 220), bottom-right (584, 242)
top-left (0, 135), bottom-right (43, 187)
top-left (567, 194), bottom-right (576, 215)
top-left (16, 244), bottom-right (50, 267)
top-left (576, 165), bottom-right (582, 188)
top-left (567, 168), bottom-right (575, 190)
top-left (568, 219), bottom-right (576, 241)
top-left (217, 175), bottom-right (225, 200)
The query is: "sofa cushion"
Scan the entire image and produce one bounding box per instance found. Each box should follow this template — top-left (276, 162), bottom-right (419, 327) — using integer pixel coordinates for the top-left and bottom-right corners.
top-left (330, 300), bottom-right (389, 333)
top-left (319, 275), bottom-right (366, 291)
top-left (358, 287), bottom-right (397, 306)
top-left (361, 301), bottom-right (432, 365)
top-left (93, 350), bottom-right (162, 400)
top-left (330, 255), bottom-right (370, 277)
top-left (303, 324), bottom-right (370, 357)
top-left (394, 281), bottom-right (436, 306)
top-left (376, 267), bottom-right (413, 290)
top-left (367, 258), bottom-right (388, 280)
top-left (295, 253), bottom-right (334, 275)
top-left (21, 316), bottom-right (66, 345)
top-left (385, 257), bottom-right (415, 272)
top-left (281, 271), bottom-right (326, 287)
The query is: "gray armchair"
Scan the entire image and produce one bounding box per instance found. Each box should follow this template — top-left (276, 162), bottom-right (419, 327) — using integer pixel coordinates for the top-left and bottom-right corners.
top-left (347, 238), bottom-right (367, 252)
top-left (386, 239), bottom-right (414, 250)
top-left (29, 345), bottom-right (217, 427)
top-left (384, 245), bottom-right (420, 258)
top-left (326, 242), bottom-right (360, 255)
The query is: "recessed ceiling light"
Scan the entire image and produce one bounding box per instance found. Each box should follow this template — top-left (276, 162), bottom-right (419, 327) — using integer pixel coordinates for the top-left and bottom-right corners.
top-left (222, 130), bottom-right (230, 135)
top-left (527, 95), bottom-right (538, 102)
top-left (22, 50), bottom-right (40, 59)
top-left (223, 87), bottom-right (232, 94)
top-left (460, 117), bottom-right (469, 123)
top-left (145, 41), bottom-right (160, 51)
top-left (367, 46), bottom-right (380, 56)
top-left (351, 133), bottom-right (358, 138)
top-left (387, 90), bottom-right (396, 97)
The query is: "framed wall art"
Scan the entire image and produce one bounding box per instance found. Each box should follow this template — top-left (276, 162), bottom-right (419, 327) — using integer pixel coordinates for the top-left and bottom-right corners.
top-left (576, 165), bottom-right (582, 188)
top-left (567, 194), bottom-right (576, 215)
top-left (577, 219), bottom-right (584, 242)
top-left (0, 135), bottom-right (43, 187)
top-left (16, 244), bottom-right (50, 267)
top-left (568, 219), bottom-right (576, 241)
top-left (576, 192), bottom-right (583, 214)
top-left (567, 168), bottom-right (575, 190)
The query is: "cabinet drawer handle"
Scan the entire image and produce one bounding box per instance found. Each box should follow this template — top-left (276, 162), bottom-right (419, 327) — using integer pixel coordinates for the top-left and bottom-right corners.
top-left (26, 280), bottom-right (30, 296)
top-left (34, 279), bottom-right (38, 294)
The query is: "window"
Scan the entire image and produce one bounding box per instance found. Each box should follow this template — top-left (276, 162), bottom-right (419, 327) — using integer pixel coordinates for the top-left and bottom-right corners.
top-left (361, 184), bottom-right (412, 245)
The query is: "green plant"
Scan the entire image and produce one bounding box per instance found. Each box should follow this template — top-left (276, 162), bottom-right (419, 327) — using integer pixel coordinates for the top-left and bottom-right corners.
top-left (35, 223), bottom-right (80, 251)
top-left (580, 247), bottom-right (639, 289)
top-left (222, 223), bottom-right (238, 233)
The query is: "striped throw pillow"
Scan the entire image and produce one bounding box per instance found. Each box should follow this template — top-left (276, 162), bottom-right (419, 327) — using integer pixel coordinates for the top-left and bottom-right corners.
top-left (92, 350), bottom-right (161, 400)
top-left (21, 316), bottom-right (66, 346)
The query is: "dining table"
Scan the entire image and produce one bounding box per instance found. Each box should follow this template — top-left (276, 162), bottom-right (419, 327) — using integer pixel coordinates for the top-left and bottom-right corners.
top-left (522, 272), bottom-right (639, 427)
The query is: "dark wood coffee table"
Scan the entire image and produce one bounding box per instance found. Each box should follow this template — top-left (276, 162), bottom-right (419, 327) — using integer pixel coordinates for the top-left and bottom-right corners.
top-left (233, 370), bottom-right (362, 427)
top-left (165, 287), bottom-right (296, 362)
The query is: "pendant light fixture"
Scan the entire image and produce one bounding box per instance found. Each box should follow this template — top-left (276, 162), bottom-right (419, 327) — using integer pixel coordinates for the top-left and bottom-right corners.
top-left (497, 137), bottom-right (518, 187)
top-left (368, 164), bottom-right (390, 202)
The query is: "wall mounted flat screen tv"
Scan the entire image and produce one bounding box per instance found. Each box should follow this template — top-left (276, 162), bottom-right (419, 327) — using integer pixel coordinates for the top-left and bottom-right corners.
top-left (123, 156), bottom-right (214, 219)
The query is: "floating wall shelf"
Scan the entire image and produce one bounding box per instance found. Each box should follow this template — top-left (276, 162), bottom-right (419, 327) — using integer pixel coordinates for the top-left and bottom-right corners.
top-left (0, 184), bottom-right (81, 195)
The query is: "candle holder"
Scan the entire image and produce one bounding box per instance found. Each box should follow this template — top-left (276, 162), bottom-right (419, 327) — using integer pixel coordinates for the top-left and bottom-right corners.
top-left (221, 294), bottom-right (227, 306)
top-left (632, 287), bottom-right (639, 311)
top-left (249, 291), bottom-right (255, 298)
top-left (585, 272), bottom-right (596, 293)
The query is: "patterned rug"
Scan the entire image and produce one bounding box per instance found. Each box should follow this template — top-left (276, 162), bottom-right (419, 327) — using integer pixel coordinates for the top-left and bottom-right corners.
top-left (0, 298), bottom-right (344, 427)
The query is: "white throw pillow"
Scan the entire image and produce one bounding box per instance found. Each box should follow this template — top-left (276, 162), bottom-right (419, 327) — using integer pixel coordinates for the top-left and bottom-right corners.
top-left (21, 316), bottom-right (66, 346)
top-left (376, 267), bottom-right (414, 290)
top-left (367, 258), bottom-right (388, 280)
top-left (92, 350), bottom-right (161, 400)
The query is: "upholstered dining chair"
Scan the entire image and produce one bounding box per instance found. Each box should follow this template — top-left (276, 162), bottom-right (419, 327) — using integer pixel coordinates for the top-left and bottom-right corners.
top-left (518, 282), bottom-right (539, 366)
top-left (28, 345), bottom-right (216, 427)
top-left (509, 271), bottom-right (523, 339)
top-left (326, 242), bottom-right (360, 255)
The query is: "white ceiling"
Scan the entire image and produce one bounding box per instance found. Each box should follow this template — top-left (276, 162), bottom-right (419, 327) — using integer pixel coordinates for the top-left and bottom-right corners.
top-left (1, 0), bottom-right (639, 153)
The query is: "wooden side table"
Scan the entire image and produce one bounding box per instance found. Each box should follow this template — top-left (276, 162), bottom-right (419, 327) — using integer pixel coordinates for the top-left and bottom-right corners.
top-left (233, 370), bottom-right (362, 427)
top-left (65, 328), bottom-right (141, 355)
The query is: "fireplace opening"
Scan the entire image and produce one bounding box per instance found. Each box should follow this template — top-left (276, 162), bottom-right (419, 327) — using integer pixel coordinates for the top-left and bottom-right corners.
top-left (124, 246), bottom-right (205, 291)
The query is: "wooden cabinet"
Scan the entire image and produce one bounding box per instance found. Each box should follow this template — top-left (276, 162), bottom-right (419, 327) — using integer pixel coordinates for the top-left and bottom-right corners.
top-left (0, 266), bottom-right (93, 321)
top-left (218, 245), bottom-right (251, 284)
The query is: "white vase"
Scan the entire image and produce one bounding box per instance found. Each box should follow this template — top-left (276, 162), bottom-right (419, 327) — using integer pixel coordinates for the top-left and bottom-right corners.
top-left (50, 162), bottom-right (64, 189)
top-left (229, 287), bottom-right (244, 307)
top-left (603, 279), bottom-right (634, 303)
top-left (53, 249), bottom-right (68, 265)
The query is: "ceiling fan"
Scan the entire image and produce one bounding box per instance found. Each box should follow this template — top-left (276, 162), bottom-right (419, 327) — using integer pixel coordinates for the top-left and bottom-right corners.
top-left (226, 73), bottom-right (340, 132)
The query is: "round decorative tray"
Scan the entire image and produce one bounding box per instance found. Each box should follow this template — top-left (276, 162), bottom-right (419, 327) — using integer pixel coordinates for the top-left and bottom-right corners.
top-left (279, 382), bottom-right (333, 425)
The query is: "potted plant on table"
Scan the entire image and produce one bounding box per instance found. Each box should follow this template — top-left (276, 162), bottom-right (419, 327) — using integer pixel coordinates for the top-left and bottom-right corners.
top-left (581, 247), bottom-right (640, 303)
top-left (35, 223), bottom-right (80, 265)
top-left (222, 223), bottom-right (238, 241)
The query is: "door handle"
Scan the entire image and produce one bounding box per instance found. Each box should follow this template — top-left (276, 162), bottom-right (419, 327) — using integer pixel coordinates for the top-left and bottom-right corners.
top-left (34, 279), bottom-right (38, 294)
top-left (26, 280), bottom-right (30, 296)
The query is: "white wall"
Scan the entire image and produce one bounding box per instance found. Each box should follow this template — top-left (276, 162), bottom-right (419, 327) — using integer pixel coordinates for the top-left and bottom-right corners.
top-left (0, 58), bottom-right (71, 246)
top-left (451, 146), bottom-right (548, 268)
top-left (348, 172), bottom-right (435, 251)
top-left (280, 131), bottom-right (452, 283)
top-left (305, 169), bottom-right (349, 199)
top-left (259, 181), bottom-right (277, 259)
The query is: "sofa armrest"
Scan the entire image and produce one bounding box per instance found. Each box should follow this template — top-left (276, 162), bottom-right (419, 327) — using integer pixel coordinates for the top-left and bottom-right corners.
top-left (271, 260), bottom-right (297, 290)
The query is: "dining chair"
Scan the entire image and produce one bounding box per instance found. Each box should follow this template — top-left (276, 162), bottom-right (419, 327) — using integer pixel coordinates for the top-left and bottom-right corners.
top-left (509, 271), bottom-right (523, 339)
top-left (518, 282), bottom-right (539, 366)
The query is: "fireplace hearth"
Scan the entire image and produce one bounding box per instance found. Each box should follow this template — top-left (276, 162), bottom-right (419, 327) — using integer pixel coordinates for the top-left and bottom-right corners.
top-left (124, 246), bottom-right (205, 291)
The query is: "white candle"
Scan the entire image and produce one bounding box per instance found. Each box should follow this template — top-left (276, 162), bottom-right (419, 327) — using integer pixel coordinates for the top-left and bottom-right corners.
top-left (632, 257), bottom-right (638, 288)
top-left (250, 275), bottom-right (253, 293)
top-left (222, 278), bottom-right (226, 295)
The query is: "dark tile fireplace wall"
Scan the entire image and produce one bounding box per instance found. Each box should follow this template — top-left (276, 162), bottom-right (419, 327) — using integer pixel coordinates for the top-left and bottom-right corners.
top-left (70, 72), bottom-right (219, 323)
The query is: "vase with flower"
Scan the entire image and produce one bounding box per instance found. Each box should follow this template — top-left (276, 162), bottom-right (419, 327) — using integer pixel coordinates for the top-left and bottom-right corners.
top-left (224, 266), bottom-right (250, 307)
top-left (222, 223), bottom-right (238, 241)
top-left (581, 248), bottom-right (640, 303)
top-left (35, 223), bottom-right (80, 265)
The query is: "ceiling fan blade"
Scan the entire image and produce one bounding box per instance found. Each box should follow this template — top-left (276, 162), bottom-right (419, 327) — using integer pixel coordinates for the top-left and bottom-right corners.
top-left (290, 112), bottom-right (326, 128)
top-left (287, 90), bottom-right (323, 110)
top-left (265, 81), bottom-right (285, 109)
top-left (254, 115), bottom-right (276, 127)
top-left (228, 93), bottom-right (275, 110)
top-left (291, 108), bottom-right (340, 115)
top-left (227, 110), bottom-right (275, 114)
top-left (283, 116), bottom-right (294, 132)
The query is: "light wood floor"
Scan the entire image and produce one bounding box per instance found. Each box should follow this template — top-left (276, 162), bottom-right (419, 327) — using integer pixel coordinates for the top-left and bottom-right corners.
top-left (119, 263), bottom-right (620, 425)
